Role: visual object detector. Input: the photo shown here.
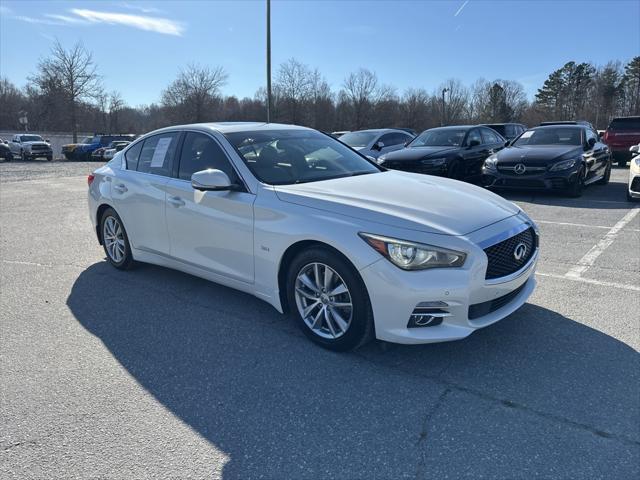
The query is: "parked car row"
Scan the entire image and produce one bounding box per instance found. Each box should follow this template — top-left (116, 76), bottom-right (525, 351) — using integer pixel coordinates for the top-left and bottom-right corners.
top-left (6, 134), bottom-right (53, 161)
top-left (91, 141), bottom-right (132, 161)
top-left (63, 134), bottom-right (136, 161)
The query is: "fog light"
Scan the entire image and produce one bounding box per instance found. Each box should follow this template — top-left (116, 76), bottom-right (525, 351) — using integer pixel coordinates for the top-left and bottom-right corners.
top-left (407, 301), bottom-right (451, 328)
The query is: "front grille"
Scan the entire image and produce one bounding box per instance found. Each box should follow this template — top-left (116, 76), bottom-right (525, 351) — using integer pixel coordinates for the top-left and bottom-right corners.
top-left (468, 283), bottom-right (526, 320)
top-left (484, 227), bottom-right (536, 279)
top-left (631, 176), bottom-right (640, 193)
top-left (31, 145), bottom-right (49, 152)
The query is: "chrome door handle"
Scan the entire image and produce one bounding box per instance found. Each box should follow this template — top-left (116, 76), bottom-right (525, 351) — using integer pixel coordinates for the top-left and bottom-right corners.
top-left (114, 184), bottom-right (127, 193)
top-left (168, 196), bottom-right (185, 207)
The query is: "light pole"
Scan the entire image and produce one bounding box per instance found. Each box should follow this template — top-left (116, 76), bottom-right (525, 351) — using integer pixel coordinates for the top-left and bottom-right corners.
top-left (266, 0), bottom-right (272, 123)
top-left (441, 88), bottom-right (449, 126)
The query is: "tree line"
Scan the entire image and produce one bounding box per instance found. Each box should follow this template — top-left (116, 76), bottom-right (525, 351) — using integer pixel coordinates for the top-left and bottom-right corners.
top-left (1, 40), bottom-right (638, 141)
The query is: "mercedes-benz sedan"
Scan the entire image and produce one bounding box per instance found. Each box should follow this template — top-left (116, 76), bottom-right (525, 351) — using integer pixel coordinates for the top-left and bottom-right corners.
top-left (88, 123), bottom-right (538, 351)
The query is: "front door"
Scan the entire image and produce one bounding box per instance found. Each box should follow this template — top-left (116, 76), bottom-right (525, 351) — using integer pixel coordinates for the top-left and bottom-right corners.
top-left (164, 132), bottom-right (255, 284)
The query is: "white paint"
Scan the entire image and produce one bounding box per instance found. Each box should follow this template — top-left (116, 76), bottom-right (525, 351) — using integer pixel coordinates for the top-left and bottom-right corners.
top-left (533, 219), bottom-right (640, 232)
top-left (565, 208), bottom-right (640, 279)
top-left (536, 272), bottom-right (640, 292)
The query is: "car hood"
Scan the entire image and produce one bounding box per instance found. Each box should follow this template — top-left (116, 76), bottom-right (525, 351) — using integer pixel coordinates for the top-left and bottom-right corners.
top-left (496, 145), bottom-right (583, 165)
top-left (381, 146), bottom-right (458, 162)
top-left (274, 170), bottom-right (519, 236)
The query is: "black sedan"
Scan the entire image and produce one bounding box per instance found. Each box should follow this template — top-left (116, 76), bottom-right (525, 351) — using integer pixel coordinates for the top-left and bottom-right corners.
top-left (482, 124), bottom-right (611, 197)
top-left (377, 125), bottom-right (507, 182)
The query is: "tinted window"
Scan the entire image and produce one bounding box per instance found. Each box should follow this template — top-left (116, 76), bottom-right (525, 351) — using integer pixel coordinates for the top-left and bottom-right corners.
top-left (125, 141), bottom-right (143, 170)
top-left (386, 132), bottom-right (412, 146)
top-left (487, 125), bottom-right (506, 137)
top-left (481, 128), bottom-right (501, 144)
top-left (226, 129), bottom-right (380, 185)
top-left (136, 133), bottom-right (180, 176)
top-left (466, 129), bottom-right (482, 146)
top-left (339, 131), bottom-right (378, 148)
top-left (378, 133), bottom-right (397, 147)
top-left (410, 128), bottom-right (467, 147)
top-left (178, 132), bottom-right (238, 181)
top-left (585, 129), bottom-right (598, 145)
top-left (608, 117), bottom-right (640, 130)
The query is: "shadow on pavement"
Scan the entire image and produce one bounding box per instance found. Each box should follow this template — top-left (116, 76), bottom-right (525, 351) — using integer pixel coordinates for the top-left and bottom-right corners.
top-left (67, 261), bottom-right (639, 478)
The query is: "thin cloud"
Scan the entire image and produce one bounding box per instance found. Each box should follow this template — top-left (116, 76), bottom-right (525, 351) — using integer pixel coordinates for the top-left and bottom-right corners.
top-left (70, 8), bottom-right (184, 36)
top-left (45, 14), bottom-right (88, 25)
top-left (454, 0), bottom-right (469, 17)
top-left (120, 2), bottom-right (164, 14)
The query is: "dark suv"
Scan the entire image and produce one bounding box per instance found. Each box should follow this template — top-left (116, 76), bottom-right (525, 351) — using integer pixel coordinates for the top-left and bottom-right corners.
top-left (603, 116), bottom-right (640, 167)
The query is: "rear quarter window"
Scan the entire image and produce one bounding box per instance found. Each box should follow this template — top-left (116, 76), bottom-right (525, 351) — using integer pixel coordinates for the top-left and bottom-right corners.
top-left (124, 141), bottom-right (143, 170)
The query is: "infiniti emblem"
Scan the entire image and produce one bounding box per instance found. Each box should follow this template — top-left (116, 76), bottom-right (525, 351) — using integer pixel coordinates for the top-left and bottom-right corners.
top-left (513, 242), bottom-right (527, 261)
top-left (514, 163), bottom-right (526, 175)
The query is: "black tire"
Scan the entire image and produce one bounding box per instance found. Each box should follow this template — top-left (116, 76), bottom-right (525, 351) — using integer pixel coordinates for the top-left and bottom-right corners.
top-left (47, 155), bottom-right (52, 162)
top-left (567, 167), bottom-right (585, 198)
top-left (21, 150), bottom-right (27, 161)
top-left (100, 208), bottom-right (135, 270)
top-left (286, 246), bottom-right (374, 351)
top-left (596, 161), bottom-right (611, 185)
top-left (618, 158), bottom-right (627, 168)
top-left (447, 160), bottom-right (463, 180)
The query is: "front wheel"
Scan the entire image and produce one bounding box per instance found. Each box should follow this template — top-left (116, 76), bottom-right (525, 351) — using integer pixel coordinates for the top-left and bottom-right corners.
top-left (100, 208), bottom-right (135, 270)
top-left (21, 150), bottom-right (27, 161)
top-left (567, 167), bottom-right (585, 198)
top-left (286, 247), bottom-right (373, 351)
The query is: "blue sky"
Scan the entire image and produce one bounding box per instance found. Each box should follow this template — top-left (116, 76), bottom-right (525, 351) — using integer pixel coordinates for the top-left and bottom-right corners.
top-left (1, 0), bottom-right (639, 107)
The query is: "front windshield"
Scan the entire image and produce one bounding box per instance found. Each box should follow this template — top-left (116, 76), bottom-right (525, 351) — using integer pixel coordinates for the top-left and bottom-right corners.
top-left (338, 131), bottom-right (378, 148)
top-left (80, 137), bottom-right (93, 144)
top-left (513, 127), bottom-right (582, 146)
top-left (409, 128), bottom-right (467, 147)
top-left (20, 135), bottom-right (43, 142)
top-left (225, 129), bottom-right (381, 185)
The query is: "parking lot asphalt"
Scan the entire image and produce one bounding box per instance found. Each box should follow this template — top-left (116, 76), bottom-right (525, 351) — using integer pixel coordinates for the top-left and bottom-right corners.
top-left (1, 160), bottom-right (638, 479)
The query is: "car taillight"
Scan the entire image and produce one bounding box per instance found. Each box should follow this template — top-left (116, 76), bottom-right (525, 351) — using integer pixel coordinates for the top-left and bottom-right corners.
top-left (87, 174), bottom-right (95, 186)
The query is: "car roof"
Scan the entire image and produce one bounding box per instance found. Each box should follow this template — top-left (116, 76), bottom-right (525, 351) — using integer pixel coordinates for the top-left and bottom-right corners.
top-left (482, 123), bottom-right (524, 127)
top-left (147, 122), bottom-right (314, 136)
top-left (530, 124), bottom-right (585, 130)
top-left (426, 125), bottom-right (476, 131)
top-left (347, 128), bottom-right (410, 134)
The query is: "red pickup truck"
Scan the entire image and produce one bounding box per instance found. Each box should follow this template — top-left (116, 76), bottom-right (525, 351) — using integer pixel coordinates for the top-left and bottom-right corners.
top-left (603, 116), bottom-right (640, 166)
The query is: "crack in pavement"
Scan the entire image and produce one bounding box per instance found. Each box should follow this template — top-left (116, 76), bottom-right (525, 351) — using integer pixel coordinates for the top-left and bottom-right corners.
top-left (415, 388), bottom-right (451, 479)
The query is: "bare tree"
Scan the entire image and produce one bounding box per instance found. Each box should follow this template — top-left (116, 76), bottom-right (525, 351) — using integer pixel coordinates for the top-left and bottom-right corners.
top-left (274, 58), bottom-right (313, 124)
top-left (29, 40), bottom-right (102, 141)
top-left (161, 63), bottom-right (228, 123)
top-left (342, 69), bottom-right (380, 129)
top-left (108, 91), bottom-right (126, 132)
top-left (438, 79), bottom-right (470, 125)
top-left (0, 77), bottom-right (26, 130)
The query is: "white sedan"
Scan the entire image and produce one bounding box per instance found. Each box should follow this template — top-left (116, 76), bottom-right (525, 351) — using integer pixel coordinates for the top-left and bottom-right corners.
top-left (628, 144), bottom-right (640, 202)
top-left (88, 123), bottom-right (538, 351)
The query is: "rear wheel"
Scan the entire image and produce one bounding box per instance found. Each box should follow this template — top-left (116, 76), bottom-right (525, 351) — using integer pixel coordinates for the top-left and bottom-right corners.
top-left (286, 247), bottom-right (373, 351)
top-left (100, 208), bottom-right (134, 270)
top-left (447, 160), bottom-right (463, 180)
top-left (596, 161), bottom-right (611, 185)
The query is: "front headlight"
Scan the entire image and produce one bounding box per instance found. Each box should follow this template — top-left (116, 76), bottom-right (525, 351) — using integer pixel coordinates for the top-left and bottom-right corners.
top-left (549, 158), bottom-right (578, 171)
top-left (359, 233), bottom-right (466, 270)
top-left (484, 154), bottom-right (498, 170)
top-left (634, 157), bottom-right (640, 168)
top-left (421, 157), bottom-right (446, 166)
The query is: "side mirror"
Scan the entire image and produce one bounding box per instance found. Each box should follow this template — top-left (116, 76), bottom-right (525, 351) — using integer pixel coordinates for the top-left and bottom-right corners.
top-left (191, 169), bottom-right (237, 192)
top-left (468, 139), bottom-right (481, 148)
top-left (373, 141), bottom-right (385, 151)
top-left (586, 137), bottom-right (596, 149)
top-left (45, 139), bottom-right (50, 143)
top-left (630, 145), bottom-right (640, 154)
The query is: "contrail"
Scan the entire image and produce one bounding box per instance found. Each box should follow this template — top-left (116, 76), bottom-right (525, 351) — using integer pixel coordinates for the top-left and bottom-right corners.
top-left (454, 0), bottom-right (469, 17)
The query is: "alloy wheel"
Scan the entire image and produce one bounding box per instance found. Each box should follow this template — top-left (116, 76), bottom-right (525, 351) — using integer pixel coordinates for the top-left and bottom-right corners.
top-left (294, 262), bottom-right (353, 339)
top-left (103, 216), bottom-right (125, 263)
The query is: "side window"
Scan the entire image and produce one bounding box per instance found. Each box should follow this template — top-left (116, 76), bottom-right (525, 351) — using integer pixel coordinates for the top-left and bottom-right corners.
top-left (504, 125), bottom-right (515, 138)
top-left (178, 132), bottom-right (238, 182)
top-left (466, 129), bottom-right (482, 146)
top-left (124, 141), bottom-right (143, 170)
top-left (136, 133), bottom-right (179, 176)
top-left (378, 133), bottom-right (395, 147)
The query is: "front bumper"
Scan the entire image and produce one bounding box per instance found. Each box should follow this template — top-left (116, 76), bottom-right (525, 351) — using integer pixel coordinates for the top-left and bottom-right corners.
top-left (359, 216), bottom-right (538, 344)
top-left (629, 165), bottom-right (640, 198)
top-left (482, 165), bottom-right (579, 190)
top-left (25, 149), bottom-right (53, 159)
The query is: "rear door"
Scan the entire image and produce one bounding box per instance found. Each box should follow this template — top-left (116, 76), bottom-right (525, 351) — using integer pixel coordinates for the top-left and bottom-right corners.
top-left (461, 128), bottom-right (488, 178)
top-left (111, 132), bottom-right (180, 256)
top-left (164, 131), bottom-right (255, 284)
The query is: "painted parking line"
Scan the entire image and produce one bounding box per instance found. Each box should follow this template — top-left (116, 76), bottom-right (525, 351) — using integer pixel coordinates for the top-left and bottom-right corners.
top-left (533, 219), bottom-right (640, 232)
top-left (536, 272), bottom-right (640, 292)
top-left (564, 208), bottom-right (640, 279)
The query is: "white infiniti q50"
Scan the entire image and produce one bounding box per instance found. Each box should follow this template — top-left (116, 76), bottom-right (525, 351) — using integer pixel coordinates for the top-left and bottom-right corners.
top-left (88, 122), bottom-right (538, 351)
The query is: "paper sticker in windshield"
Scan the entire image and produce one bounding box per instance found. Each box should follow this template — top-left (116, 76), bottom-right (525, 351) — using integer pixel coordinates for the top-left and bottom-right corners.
top-left (520, 131), bottom-right (534, 139)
